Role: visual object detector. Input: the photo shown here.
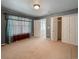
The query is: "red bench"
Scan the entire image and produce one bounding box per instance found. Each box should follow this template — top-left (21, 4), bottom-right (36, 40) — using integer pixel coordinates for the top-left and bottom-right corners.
top-left (12, 33), bottom-right (30, 42)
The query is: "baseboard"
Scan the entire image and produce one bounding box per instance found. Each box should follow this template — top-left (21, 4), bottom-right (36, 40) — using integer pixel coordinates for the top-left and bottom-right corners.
top-left (1, 43), bottom-right (6, 46)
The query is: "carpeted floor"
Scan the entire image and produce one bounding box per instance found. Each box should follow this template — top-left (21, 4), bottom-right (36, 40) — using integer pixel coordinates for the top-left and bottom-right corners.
top-left (1, 38), bottom-right (78, 59)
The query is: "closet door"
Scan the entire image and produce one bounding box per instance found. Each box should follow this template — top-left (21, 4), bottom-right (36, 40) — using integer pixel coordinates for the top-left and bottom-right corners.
top-left (75, 14), bottom-right (78, 45)
top-left (50, 17), bottom-right (54, 40)
top-left (40, 19), bottom-right (46, 39)
top-left (69, 14), bottom-right (78, 45)
top-left (62, 14), bottom-right (78, 45)
top-left (62, 15), bottom-right (70, 43)
top-left (51, 17), bottom-right (58, 41)
top-left (34, 20), bottom-right (41, 37)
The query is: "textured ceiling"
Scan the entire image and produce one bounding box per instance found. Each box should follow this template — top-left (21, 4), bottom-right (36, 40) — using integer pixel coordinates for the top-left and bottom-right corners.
top-left (1, 0), bottom-right (78, 17)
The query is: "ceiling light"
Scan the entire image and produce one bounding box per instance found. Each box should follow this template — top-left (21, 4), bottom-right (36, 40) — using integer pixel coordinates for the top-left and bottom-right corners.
top-left (33, 4), bottom-right (40, 10)
top-left (33, 0), bottom-right (40, 10)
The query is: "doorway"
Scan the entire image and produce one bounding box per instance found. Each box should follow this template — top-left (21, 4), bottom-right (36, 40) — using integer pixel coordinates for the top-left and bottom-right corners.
top-left (57, 17), bottom-right (62, 41)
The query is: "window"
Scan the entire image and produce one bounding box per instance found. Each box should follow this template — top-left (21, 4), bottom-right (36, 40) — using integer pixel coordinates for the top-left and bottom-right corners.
top-left (7, 15), bottom-right (32, 36)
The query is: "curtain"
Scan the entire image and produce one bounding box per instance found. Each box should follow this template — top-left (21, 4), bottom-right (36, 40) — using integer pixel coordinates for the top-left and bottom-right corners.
top-left (7, 15), bottom-right (32, 36)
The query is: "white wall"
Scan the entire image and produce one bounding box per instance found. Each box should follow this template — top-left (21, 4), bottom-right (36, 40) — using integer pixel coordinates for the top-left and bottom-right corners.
top-left (62, 13), bottom-right (78, 45)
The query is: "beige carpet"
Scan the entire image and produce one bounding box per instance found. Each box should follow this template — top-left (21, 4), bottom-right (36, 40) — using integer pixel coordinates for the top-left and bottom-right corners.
top-left (1, 38), bottom-right (78, 59)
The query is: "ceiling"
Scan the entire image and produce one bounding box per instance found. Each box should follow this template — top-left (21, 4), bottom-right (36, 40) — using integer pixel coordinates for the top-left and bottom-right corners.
top-left (1, 0), bottom-right (78, 17)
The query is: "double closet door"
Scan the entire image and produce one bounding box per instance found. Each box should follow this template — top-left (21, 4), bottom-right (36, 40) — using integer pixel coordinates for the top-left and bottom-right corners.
top-left (34, 19), bottom-right (46, 38)
top-left (62, 13), bottom-right (78, 45)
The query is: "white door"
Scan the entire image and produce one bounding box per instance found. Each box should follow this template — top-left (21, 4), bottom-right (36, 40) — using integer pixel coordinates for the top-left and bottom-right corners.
top-left (34, 20), bottom-right (41, 38)
top-left (62, 15), bottom-right (70, 43)
top-left (40, 19), bottom-right (46, 39)
top-left (50, 17), bottom-right (53, 40)
top-left (51, 17), bottom-right (58, 41)
top-left (69, 14), bottom-right (78, 45)
top-left (62, 14), bottom-right (78, 45)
